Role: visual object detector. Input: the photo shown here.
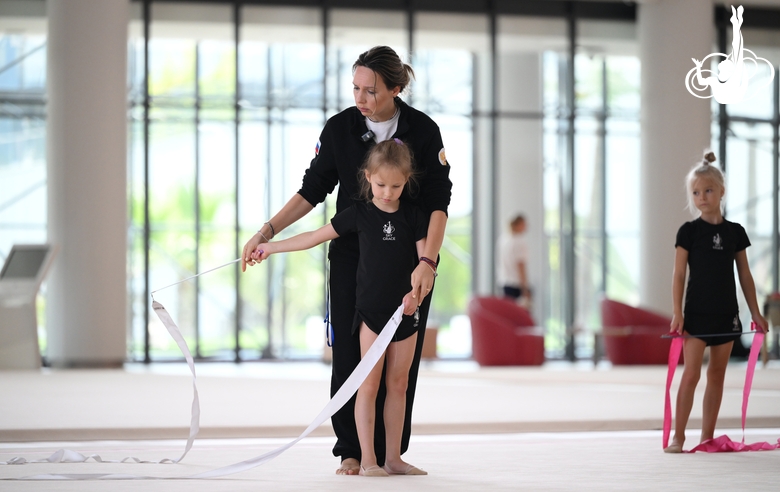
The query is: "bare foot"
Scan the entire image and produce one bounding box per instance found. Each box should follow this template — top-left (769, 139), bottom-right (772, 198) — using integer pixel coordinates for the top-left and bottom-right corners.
top-left (336, 457), bottom-right (360, 475)
top-left (663, 442), bottom-right (683, 454)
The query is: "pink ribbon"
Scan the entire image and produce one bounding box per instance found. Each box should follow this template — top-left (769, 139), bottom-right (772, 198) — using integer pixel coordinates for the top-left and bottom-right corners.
top-left (663, 323), bottom-right (780, 452)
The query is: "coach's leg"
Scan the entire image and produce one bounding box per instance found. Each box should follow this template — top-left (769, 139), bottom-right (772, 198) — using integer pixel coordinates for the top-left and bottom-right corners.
top-left (329, 257), bottom-right (361, 474)
top-left (400, 282), bottom-right (434, 455)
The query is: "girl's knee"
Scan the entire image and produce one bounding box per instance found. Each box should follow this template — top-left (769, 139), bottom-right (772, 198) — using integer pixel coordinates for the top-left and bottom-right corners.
top-left (705, 368), bottom-right (727, 387)
top-left (359, 381), bottom-right (381, 398)
top-left (680, 367), bottom-right (702, 386)
top-left (386, 374), bottom-right (409, 396)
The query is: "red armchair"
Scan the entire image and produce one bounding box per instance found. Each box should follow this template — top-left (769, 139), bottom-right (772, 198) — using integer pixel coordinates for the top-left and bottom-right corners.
top-left (468, 296), bottom-right (545, 366)
top-left (600, 298), bottom-right (680, 365)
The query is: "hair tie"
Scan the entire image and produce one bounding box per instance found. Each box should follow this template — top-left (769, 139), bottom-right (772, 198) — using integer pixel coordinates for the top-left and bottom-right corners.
top-left (393, 138), bottom-right (403, 145)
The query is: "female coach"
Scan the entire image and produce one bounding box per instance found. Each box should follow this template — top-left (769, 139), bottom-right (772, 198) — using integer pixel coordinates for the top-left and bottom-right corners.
top-left (241, 45), bottom-right (452, 475)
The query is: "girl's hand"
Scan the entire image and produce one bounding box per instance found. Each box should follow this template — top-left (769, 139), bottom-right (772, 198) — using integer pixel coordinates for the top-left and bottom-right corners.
top-left (752, 313), bottom-right (769, 333)
top-left (402, 291), bottom-right (417, 316)
top-left (242, 232), bottom-right (269, 271)
top-left (410, 262), bottom-right (435, 306)
top-left (670, 313), bottom-right (684, 336)
top-left (250, 244), bottom-right (273, 264)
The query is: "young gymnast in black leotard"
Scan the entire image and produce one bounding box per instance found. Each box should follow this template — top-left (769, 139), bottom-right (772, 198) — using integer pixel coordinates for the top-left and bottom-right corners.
top-left (665, 151), bottom-right (768, 453)
top-left (250, 139), bottom-right (430, 476)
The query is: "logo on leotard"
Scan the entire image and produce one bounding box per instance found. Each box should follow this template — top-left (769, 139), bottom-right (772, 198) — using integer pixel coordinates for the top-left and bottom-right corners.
top-left (713, 233), bottom-right (723, 250)
top-left (382, 221), bottom-right (396, 241)
top-left (732, 315), bottom-right (740, 332)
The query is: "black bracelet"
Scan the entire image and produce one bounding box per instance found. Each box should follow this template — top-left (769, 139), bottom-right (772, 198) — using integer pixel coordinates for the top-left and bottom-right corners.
top-left (264, 221), bottom-right (276, 238)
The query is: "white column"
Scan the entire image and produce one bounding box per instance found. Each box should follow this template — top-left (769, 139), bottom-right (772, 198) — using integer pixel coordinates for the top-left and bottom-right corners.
top-left (638, 0), bottom-right (713, 314)
top-left (46, 0), bottom-right (128, 367)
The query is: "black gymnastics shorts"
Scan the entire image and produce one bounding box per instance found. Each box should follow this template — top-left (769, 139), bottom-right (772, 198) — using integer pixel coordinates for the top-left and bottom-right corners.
top-left (684, 312), bottom-right (743, 346)
top-left (352, 309), bottom-right (420, 341)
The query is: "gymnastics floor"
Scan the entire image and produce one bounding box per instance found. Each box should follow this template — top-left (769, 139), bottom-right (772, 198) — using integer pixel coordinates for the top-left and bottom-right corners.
top-left (1, 359), bottom-right (779, 490)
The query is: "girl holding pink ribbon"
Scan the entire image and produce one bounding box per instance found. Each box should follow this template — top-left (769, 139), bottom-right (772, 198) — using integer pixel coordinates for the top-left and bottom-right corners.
top-left (665, 151), bottom-right (768, 453)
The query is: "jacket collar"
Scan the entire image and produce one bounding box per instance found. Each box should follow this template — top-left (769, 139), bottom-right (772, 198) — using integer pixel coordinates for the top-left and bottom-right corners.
top-left (393, 98), bottom-right (410, 139)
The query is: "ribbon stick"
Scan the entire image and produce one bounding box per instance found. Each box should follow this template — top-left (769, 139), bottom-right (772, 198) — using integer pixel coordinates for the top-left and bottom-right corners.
top-left (661, 331), bottom-right (758, 339)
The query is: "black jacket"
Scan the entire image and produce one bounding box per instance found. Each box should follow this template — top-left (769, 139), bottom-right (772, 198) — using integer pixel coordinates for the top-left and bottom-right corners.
top-left (298, 98), bottom-right (452, 256)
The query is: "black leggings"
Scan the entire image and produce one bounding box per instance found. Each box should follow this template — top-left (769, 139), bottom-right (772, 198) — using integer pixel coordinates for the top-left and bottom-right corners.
top-left (328, 254), bottom-right (433, 464)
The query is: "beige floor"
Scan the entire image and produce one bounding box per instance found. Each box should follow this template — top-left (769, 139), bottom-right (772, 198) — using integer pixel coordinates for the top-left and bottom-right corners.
top-left (1, 359), bottom-right (779, 490)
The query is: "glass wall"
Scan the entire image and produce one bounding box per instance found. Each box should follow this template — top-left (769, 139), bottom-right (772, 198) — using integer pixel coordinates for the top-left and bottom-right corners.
top-left (129, 3), bottom-right (478, 361)
top-left (573, 19), bottom-right (640, 357)
top-left (498, 14), bottom-right (567, 356)
top-left (129, 3), bottom-right (240, 360)
top-left (540, 18), bottom-right (640, 358)
top-left (0, 7), bottom-right (47, 349)
top-left (240, 5), bottom-right (326, 359)
top-left (413, 11), bottom-right (482, 356)
top-left (0, 17), bottom-right (47, 257)
top-left (10, 1), bottom-right (780, 362)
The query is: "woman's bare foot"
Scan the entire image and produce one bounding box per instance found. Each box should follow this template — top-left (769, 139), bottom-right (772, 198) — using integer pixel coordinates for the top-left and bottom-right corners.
top-left (336, 457), bottom-right (360, 475)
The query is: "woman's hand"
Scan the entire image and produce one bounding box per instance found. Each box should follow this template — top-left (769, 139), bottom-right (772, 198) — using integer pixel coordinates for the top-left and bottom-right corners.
top-left (410, 262), bottom-right (435, 306)
top-left (670, 313), bottom-right (684, 336)
top-left (402, 291), bottom-right (417, 316)
top-left (752, 313), bottom-right (769, 333)
top-left (241, 232), bottom-right (268, 272)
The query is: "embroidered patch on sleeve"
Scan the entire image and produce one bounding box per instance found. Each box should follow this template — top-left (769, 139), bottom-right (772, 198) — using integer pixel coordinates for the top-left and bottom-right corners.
top-left (315, 140), bottom-right (321, 155)
top-left (438, 148), bottom-right (448, 166)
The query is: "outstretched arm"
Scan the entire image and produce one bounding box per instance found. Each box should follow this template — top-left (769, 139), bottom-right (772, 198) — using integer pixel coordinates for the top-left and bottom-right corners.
top-left (735, 250), bottom-right (769, 333)
top-left (242, 193), bottom-right (315, 271)
top-left (253, 223), bottom-right (339, 262)
top-left (670, 246), bottom-right (688, 335)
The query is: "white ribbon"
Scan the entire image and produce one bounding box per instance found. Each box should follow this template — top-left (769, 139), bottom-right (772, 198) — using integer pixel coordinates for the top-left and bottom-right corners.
top-left (1, 258), bottom-right (404, 481)
top-left (1, 298), bottom-right (201, 471)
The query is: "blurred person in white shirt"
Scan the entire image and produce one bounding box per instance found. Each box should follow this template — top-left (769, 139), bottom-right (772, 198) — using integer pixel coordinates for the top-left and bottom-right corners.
top-left (496, 214), bottom-right (530, 307)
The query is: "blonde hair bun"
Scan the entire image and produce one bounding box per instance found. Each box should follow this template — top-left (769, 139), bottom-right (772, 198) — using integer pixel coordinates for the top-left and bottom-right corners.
top-left (703, 151), bottom-right (716, 164)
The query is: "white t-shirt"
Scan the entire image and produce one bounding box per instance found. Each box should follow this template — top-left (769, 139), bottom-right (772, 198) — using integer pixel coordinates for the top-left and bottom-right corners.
top-left (496, 232), bottom-right (528, 287)
top-left (365, 107), bottom-right (400, 143)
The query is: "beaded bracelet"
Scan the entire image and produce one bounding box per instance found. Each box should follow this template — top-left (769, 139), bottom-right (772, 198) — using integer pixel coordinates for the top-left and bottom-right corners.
top-left (419, 257), bottom-right (438, 278)
top-left (421, 261), bottom-right (438, 278)
top-left (264, 221), bottom-right (276, 237)
top-left (257, 230), bottom-right (270, 242)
